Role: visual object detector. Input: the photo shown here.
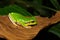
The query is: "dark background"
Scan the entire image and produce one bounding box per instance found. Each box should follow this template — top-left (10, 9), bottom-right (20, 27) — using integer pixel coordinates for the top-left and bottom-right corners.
top-left (0, 0), bottom-right (60, 40)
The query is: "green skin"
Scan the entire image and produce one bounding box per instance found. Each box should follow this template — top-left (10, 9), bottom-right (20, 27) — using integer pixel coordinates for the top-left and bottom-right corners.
top-left (8, 12), bottom-right (37, 28)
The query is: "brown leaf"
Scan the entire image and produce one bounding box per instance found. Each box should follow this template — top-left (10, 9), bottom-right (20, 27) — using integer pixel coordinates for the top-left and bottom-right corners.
top-left (0, 11), bottom-right (60, 40)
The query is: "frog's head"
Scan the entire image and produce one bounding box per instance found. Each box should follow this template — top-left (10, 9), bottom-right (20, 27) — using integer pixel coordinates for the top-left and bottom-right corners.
top-left (23, 16), bottom-right (37, 28)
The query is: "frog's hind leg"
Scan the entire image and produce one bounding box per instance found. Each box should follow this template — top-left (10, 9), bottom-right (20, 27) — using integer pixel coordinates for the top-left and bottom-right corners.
top-left (8, 16), bottom-right (18, 26)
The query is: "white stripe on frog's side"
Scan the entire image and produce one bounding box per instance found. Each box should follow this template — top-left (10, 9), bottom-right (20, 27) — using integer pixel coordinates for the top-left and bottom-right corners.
top-left (8, 13), bottom-right (18, 26)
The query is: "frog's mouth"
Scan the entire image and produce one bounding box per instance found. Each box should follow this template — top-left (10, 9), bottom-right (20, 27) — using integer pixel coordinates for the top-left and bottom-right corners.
top-left (28, 24), bottom-right (37, 26)
top-left (25, 22), bottom-right (37, 26)
top-left (24, 23), bottom-right (37, 28)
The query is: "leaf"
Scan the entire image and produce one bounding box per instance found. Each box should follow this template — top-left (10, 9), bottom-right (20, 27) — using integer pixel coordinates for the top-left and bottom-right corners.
top-left (49, 23), bottom-right (60, 37)
top-left (50, 0), bottom-right (60, 10)
top-left (0, 5), bottom-right (32, 16)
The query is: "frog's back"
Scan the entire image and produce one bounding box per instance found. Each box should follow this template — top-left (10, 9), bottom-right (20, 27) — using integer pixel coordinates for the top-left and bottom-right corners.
top-left (10, 12), bottom-right (25, 19)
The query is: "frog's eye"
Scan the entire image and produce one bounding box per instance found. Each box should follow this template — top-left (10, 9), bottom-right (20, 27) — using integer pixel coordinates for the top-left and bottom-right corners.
top-left (30, 20), bottom-right (35, 23)
top-left (31, 21), bottom-right (35, 23)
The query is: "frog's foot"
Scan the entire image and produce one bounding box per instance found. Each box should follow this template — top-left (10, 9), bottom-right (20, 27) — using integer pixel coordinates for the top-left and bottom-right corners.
top-left (24, 26), bottom-right (32, 28)
top-left (15, 22), bottom-right (21, 26)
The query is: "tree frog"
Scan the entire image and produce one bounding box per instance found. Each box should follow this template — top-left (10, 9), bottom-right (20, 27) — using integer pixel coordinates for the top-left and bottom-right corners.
top-left (8, 12), bottom-right (37, 28)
